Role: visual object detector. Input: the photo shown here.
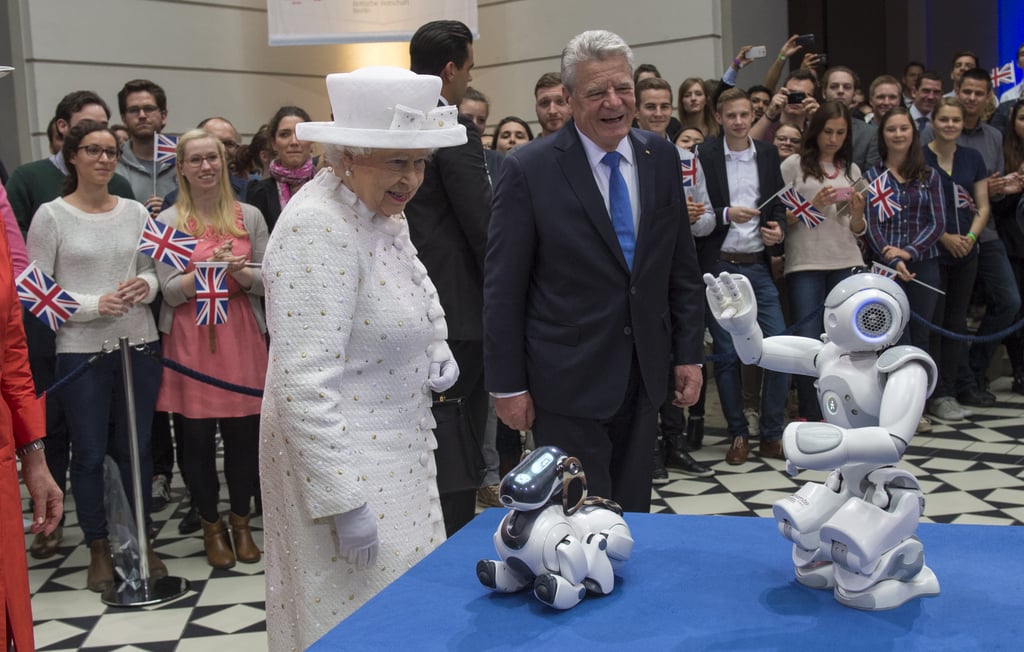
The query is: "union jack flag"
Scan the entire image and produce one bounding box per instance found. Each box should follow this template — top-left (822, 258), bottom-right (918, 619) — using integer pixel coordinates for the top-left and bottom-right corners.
top-left (991, 62), bottom-right (1017, 88)
top-left (154, 133), bottom-right (178, 165)
top-left (15, 263), bottom-right (80, 331)
top-left (680, 157), bottom-right (699, 188)
top-left (955, 183), bottom-right (976, 212)
top-left (867, 172), bottom-right (901, 221)
top-left (136, 217), bottom-right (198, 272)
top-left (194, 262), bottom-right (229, 326)
top-left (779, 185), bottom-right (826, 229)
top-left (871, 261), bottom-right (899, 279)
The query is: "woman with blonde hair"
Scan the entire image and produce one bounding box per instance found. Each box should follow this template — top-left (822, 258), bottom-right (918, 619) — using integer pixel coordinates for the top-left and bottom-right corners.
top-left (155, 128), bottom-right (268, 569)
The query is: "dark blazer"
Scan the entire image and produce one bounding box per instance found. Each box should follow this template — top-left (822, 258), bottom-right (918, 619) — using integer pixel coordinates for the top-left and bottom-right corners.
top-left (245, 177), bottom-right (283, 234)
top-left (696, 135), bottom-right (787, 272)
top-left (405, 112), bottom-right (492, 341)
top-left (483, 122), bottom-right (705, 419)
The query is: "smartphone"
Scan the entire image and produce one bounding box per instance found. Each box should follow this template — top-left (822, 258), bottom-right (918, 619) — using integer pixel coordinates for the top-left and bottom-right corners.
top-left (818, 53), bottom-right (828, 66)
top-left (833, 187), bottom-right (853, 201)
top-left (746, 45), bottom-right (767, 60)
top-left (787, 91), bottom-right (807, 104)
top-left (795, 33), bottom-right (815, 47)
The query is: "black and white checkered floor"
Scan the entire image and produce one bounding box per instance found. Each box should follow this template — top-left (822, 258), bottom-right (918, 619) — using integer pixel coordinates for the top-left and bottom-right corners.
top-left (22, 376), bottom-right (1024, 650)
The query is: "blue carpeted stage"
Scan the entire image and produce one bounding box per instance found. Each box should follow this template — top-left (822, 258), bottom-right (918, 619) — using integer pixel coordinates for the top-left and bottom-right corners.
top-left (312, 509), bottom-right (1024, 650)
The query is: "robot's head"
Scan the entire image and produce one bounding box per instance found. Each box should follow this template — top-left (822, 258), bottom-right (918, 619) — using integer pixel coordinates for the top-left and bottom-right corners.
top-left (822, 273), bottom-right (909, 352)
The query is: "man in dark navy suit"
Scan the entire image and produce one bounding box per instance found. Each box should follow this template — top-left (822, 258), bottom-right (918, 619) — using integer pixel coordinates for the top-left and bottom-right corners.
top-left (407, 20), bottom-right (492, 535)
top-left (484, 30), bottom-right (705, 512)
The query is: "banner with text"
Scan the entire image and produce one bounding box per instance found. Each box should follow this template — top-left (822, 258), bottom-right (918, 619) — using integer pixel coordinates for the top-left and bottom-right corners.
top-left (267, 0), bottom-right (478, 46)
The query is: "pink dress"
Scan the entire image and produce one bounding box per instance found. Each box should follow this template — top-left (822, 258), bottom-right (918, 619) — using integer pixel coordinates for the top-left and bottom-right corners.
top-left (156, 211), bottom-right (267, 418)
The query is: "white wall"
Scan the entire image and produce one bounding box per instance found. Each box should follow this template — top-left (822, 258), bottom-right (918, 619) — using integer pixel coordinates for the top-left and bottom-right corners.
top-left (3, 0), bottom-right (789, 166)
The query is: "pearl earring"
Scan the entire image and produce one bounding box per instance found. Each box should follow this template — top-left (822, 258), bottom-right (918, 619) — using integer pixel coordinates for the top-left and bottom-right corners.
top-left (345, 169), bottom-right (352, 177)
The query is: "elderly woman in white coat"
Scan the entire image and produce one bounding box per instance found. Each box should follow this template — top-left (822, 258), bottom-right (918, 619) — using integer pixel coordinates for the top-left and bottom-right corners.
top-left (259, 67), bottom-right (465, 650)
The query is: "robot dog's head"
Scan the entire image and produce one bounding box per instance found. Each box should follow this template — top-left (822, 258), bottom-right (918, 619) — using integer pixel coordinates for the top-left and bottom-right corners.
top-left (822, 273), bottom-right (909, 352)
top-left (499, 446), bottom-right (587, 513)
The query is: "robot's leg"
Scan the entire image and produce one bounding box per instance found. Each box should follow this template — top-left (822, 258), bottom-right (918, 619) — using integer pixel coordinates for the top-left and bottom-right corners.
top-left (533, 573), bottom-right (587, 610)
top-left (580, 533), bottom-right (615, 595)
top-left (820, 472), bottom-right (939, 610)
top-left (772, 471), bottom-right (848, 589)
top-left (476, 559), bottom-right (533, 593)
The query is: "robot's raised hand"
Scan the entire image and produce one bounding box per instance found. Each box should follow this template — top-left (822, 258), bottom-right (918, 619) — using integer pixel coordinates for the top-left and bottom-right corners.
top-left (704, 272), bottom-right (758, 335)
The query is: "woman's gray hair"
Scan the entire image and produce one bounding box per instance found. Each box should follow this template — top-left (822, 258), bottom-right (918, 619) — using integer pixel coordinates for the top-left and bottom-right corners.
top-left (322, 143), bottom-right (371, 169)
top-left (561, 30), bottom-right (634, 94)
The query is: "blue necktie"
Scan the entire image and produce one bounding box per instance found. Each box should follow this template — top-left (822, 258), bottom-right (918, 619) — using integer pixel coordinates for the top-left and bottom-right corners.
top-left (601, 151), bottom-right (635, 270)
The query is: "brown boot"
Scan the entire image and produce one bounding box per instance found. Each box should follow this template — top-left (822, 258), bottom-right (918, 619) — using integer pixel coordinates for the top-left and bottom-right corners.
top-left (146, 540), bottom-right (168, 579)
top-left (201, 517), bottom-right (236, 569)
top-left (87, 538), bottom-right (114, 592)
top-left (229, 512), bottom-right (260, 564)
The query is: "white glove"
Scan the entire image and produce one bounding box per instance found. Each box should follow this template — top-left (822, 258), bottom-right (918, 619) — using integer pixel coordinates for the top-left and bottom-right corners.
top-left (427, 344), bottom-right (459, 393)
top-left (703, 272), bottom-right (758, 336)
top-left (333, 504), bottom-right (379, 569)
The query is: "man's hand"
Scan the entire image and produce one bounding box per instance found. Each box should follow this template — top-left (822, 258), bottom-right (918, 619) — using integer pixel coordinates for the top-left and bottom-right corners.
top-left (686, 199), bottom-right (705, 224)
top-left (760, 221), bottom-right (784, 247)
top-left (673, 364), bottom-right (703, 408)
top-left (495, 392), bottom-right (535, 432)
top-left (728, 206), bottom-right (760, 224)
top-left (144, 196), bottom-right (165, 217)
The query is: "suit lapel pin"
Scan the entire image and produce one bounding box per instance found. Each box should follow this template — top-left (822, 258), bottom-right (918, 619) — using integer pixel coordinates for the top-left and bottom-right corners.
top-left (644, 149), bottom-right (651, 155)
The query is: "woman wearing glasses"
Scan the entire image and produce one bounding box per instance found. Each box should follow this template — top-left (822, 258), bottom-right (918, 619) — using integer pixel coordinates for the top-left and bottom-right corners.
top-left (245, 106), bottom-right (315, 233)
top-left (772, 123), bottom-right (803, 161)
top-left (780, 101), bottom-right (867, 421)
top-left (154, 129), bottom-right (268, 569)
top-left (26, 120), bottom-right (167, 592)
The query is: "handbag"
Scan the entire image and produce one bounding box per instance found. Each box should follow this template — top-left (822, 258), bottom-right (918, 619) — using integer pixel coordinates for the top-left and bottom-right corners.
top-left (431, 395), bottom-right (484, 495)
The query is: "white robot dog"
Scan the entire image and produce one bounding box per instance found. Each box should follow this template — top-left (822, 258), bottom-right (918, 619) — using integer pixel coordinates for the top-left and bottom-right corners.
top-left (705, 271), bottom-right (940, 610)
top-left (476, 446), bottom-right (634, 610)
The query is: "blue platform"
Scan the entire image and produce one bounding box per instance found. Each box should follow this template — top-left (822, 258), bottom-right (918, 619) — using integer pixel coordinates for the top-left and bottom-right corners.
top-left (312, 509), bottom-right (1024, 650)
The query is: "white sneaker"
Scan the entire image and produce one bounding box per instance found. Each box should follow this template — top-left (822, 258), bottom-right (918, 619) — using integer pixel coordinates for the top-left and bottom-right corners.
top-left (743, 408), bottom-right (759, 437)
top-left (927, 396), bottom-right (965, 422)
top-left (949, 396), bottom-right (973, 418)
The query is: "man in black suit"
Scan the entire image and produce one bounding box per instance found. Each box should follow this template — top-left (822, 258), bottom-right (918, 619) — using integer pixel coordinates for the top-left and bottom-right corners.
top-left (407, 20), bottom-right (492, 535)
top-left (697, 88), bottom-right (789, 465)
top-left (484, 30), bottom-right (705, 513)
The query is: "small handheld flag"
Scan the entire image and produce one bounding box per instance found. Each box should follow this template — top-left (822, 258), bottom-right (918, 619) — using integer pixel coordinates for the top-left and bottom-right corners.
top-left (867, 173), bottom-right (901, 221)
top-left (154, 133), bottom-right (178, 165)
top-left (194, 262), bottom-right (230, 326)
top-left (955, 184), bottom-right (976, 212)
top-left (991, 62), bottom-right (1017, 88)
top-left (136, 217), bottom-right (198, 273)
top-left (871, 261), bottom-right (945, 295)
top-left (16, 263), bottom-right (80, 331)
top-left (779, 186), bottom-right (826, 228)
top-left (680, 157), bottom-right (699, 188)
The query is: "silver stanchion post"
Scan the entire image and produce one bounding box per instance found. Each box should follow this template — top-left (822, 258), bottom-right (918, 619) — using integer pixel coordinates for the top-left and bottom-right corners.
top-left (102, 337), bottom-right (189, 607)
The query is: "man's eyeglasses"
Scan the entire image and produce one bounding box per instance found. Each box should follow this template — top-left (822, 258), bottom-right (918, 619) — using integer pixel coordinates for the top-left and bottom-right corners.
top-left (125, 104), bottom-right (161, 116)
top-left (185, 153), bottom-right (221, 168)
top-left (77, 145), bottom-right (119, 160)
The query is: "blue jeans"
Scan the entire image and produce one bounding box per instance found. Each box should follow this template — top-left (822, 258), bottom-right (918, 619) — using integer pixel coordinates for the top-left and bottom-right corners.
top-left (709, 260), bottom-right (790, 440)
top-left (787, 268), bottom-right (855, 420)
top-left (57, 347), bottom-right (161, 543)
top-left (956, 239), bottom-right (1021, 391)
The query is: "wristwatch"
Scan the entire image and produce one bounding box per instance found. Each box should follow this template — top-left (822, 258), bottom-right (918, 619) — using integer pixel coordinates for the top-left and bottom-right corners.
top-left (16, 439), bottom-right (45, 458)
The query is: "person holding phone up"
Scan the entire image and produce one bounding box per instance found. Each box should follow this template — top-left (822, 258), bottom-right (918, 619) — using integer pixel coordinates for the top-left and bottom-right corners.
top-left (751, 69), bottom-right (821, 143)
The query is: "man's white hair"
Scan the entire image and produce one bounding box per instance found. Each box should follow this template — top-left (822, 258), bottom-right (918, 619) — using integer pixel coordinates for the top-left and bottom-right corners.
top-left (561, 30), bottom-right (634, 94)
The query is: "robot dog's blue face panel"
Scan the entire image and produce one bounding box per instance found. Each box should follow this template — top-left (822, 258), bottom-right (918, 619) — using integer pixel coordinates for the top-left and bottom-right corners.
top-left (499, 447), bottom-right (565, 510)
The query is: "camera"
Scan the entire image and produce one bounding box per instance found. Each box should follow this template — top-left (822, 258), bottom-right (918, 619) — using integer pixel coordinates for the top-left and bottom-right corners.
top-left (787, 91), bottom-right (807, 104)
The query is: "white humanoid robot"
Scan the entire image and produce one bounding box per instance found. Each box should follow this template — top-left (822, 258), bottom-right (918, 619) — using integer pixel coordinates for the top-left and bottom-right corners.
top-left (705, 271), bottom-right (940, 610)
top-left (476, 446), bottom-right (634, 610)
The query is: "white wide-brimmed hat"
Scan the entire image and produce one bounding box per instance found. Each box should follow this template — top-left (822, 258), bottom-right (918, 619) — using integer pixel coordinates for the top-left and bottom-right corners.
top-left (296, 66), bottom-right (467, 149)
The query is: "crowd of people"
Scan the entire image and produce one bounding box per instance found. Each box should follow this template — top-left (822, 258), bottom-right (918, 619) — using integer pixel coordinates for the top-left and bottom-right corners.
top-left (3, 21), bottom-right (1024, 650)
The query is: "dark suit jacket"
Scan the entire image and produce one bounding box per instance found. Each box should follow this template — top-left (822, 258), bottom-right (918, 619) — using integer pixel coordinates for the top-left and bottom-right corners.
top-left (483, 122), bottom-right (705, 419)
top-left (405, 112), bottom-right (492, 341)
top-left (245, 177), bottom-right (283, 234)
top-left (695, 135), bottom-right (787, 272)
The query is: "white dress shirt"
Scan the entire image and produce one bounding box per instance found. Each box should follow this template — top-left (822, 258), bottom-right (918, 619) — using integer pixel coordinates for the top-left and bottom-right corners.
top-left (721, 138), bottom-right (764, 254)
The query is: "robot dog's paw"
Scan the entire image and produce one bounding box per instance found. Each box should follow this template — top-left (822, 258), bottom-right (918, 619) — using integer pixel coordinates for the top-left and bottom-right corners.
top-left (534, 573), bottom-right (586, 610)
top-left (476, 559), bottom-right (498, 589)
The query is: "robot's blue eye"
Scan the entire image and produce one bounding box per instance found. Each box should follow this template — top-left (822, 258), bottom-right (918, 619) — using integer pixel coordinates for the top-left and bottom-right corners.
top-left (853, 299), bottom-right (893, 343)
